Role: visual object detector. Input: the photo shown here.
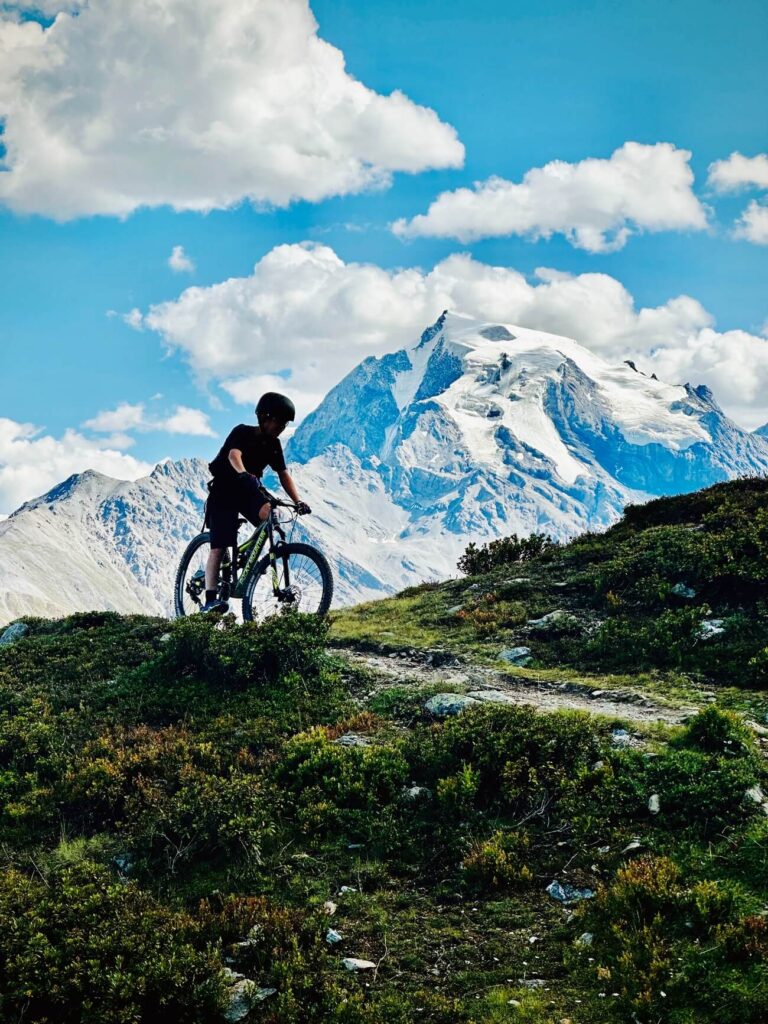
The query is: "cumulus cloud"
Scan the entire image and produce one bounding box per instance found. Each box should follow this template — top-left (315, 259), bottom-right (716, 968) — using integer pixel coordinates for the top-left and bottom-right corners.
top-left (0, 417), bottom-right (152, 514)
top-left (707, 152), bottom-right (768, 192)
top-left (707, 153), bottom-right (768, 245)
top-left (137, 241), bottom-right (768, 429)
top-left (733, 200), bottom-right (768, 245)
top-left (168, 245), bottom-right (195, 273)
top-left (159, 406), bottom-right (215, 436)
top-left (0, 0), bottom-right (463, 219)
top-left (84, 402), bottom-right (215, 437)
top-left (392, 142), bottom-right (708, 252)
top-left (82, 402), bottom-right (145, 433)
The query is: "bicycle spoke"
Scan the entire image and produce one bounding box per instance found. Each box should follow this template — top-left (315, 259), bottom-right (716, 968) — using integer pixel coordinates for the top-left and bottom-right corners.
top-left (175, 534), bottom-right (246, 622)
top-left (247, 550), bottom-right (327, 620)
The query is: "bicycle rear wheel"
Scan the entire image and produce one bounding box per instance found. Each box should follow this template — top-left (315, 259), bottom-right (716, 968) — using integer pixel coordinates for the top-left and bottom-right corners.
top-left (242, 542), bottom-right (333, 622)
top-left (173, 532), bottom-right (238, 618)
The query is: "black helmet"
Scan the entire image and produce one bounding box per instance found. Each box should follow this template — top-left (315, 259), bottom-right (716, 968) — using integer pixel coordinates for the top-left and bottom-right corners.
top-left (256, 392), bottom-right (295, 423)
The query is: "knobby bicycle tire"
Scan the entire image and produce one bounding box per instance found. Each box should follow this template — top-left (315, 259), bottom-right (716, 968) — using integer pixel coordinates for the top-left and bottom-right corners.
top-left (242, 542), bottom-right (333, 621)
top-left (174, 531), bottom-right (212, 617)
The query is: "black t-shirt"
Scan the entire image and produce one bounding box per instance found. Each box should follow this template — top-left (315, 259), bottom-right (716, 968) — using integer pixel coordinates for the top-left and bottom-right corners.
top-left (209, 424), bottom-right (286, 487)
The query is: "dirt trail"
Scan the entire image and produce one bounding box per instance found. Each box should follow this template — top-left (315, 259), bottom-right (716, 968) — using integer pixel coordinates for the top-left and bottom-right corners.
top-left (339, 649), bottom-right (699, 726)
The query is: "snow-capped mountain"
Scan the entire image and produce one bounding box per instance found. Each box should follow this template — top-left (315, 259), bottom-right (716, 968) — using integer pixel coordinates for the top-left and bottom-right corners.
top-left (288, 310), bottom-right (768, 543)
top-left (2, 310), bottom-right (768, 626)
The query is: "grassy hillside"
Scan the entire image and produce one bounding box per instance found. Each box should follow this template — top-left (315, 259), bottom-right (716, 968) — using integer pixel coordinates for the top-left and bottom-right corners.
top-left (1, 478), bottom-right (767, 1023)
top-left (332, 477), bottom-right (768, 713)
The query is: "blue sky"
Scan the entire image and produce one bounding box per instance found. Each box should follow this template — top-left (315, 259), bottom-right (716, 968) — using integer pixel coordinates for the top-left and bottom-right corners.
top-left (0, 0), bottom-right (766, 512)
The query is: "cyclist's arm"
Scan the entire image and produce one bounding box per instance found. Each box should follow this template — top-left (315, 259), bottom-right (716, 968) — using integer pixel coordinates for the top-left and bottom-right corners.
top-left (277, 469), bottom-right (301, 504)
top-left (228, 448), bottom-right (247, 474)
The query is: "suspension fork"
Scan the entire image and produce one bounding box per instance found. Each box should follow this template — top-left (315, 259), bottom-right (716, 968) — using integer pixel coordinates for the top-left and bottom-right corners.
top-left (268, 514), bottom-right (289, 593)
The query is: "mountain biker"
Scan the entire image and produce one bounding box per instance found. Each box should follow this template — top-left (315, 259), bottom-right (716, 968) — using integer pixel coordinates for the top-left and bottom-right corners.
top-left (201, 392), bottom-right (311, 613)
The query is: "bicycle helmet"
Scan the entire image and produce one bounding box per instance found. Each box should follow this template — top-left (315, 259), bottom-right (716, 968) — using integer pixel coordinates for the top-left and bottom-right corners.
top-left (256, 392), bottom-right (296, 423)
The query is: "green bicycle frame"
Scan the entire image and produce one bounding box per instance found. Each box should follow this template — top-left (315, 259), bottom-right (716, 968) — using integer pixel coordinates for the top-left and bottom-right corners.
top-left (226, 508), bottom-right (288, 600)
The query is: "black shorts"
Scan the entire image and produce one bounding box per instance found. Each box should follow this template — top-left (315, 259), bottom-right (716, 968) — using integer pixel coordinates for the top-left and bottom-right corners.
top-left (206, 477), bottom-right (272, 549)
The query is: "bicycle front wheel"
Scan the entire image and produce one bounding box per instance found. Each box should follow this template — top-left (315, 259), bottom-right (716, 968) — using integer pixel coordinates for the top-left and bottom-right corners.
top-left (242, 542), bottom-right (333, 622)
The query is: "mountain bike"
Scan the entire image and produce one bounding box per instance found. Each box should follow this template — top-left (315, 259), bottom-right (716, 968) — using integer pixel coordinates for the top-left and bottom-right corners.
top-left (174, 496), bottom-right (333, 621)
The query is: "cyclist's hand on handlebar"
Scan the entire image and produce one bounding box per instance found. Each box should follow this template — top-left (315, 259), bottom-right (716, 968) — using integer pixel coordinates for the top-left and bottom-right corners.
top-left (296, 500), bottom-right (311, 515)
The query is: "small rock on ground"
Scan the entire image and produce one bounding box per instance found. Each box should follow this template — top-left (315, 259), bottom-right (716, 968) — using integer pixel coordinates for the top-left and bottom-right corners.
top-left (403, 784), bottom-right (432, 800)
top-left (343, 957), bottom-right (377, 971)
top-left (334, 733), bottom-right (371, 747)
top-left (222, 969), bottom-right (276, 1023)
top-left (546, 880), bottom-right (595, 904)
top-left (699, 618), bottom-right (725, 639)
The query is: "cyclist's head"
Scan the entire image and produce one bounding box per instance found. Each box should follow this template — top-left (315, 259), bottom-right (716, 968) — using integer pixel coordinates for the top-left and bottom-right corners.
top-left (256, 392), bottom-right (295, 434)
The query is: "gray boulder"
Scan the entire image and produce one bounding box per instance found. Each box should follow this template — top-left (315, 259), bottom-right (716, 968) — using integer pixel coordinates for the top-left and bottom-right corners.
top-left (425, 693), bottom-right (479, 717)
top-left (527, 610), bottom-right (577, 633)
top-left (499, 646), bottom-right (533, 667)
top-left (0, 622), bottom-right (29, 646)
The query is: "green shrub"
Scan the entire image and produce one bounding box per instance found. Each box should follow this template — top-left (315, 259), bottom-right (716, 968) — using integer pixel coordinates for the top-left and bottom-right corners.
top-left (276, 727), bottom-right (409, 844)
top-left (582, 855), bottom-right (767, 1023)
top-left (0, 863), bottom-right (223, 1024)
top-left (63, 723), bottom-right (272, 872)
top-left (408, 705), bottom-right (603, 817)
top-left (462, 829), bottom-right (534, 890)
top-left (583, 607), bottom-right (708, 671)
top-left (457, 532), bottom-right (556, 575)
top-left (130, 611), bottom-right (329, 691)
top-left (676, 707), bottom-right (758, 758)
top-left (435, 761), bottom-right (480, 820)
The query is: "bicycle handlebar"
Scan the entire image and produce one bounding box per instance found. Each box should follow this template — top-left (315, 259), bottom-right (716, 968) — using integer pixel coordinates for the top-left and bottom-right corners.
top-left (269, 497), bottom-right (307, 512)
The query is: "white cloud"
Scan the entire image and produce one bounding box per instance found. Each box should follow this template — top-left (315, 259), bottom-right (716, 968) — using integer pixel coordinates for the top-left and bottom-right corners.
top-left (733, 200), bottom-right (768, 245)
top-left (123, 309), bottom-right (144, 330)
top-left (137, 241), bottom-right (768, 429)
top-left (0, 417), bottom-right (151, 514)
top-left (392, 142), bottom-right (708, 251)
top-left (83, 402), bottom-right (145, 432)
top-left (159, 406), bottom-right (215, 436)
top-left (84, 402), bottom-right (216, 437)
top-left (707, 152), bottom-right (768, 192)
top-left (0, 0), bottom-right (463, 219)
top-left (168, 245), bottom-right (195, 273)
top-left (707, 153), bottom-right (768, 245)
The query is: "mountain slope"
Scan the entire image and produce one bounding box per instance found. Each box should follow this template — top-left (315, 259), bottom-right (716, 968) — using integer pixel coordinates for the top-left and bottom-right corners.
top-left (0, 460), bottom-right (209, 624)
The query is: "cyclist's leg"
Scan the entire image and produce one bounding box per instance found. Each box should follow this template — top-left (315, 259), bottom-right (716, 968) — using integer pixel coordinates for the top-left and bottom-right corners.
top-left (239, 476), bottom-right (272, 526)
top-left (205, 485), bottom-right (239, 595)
